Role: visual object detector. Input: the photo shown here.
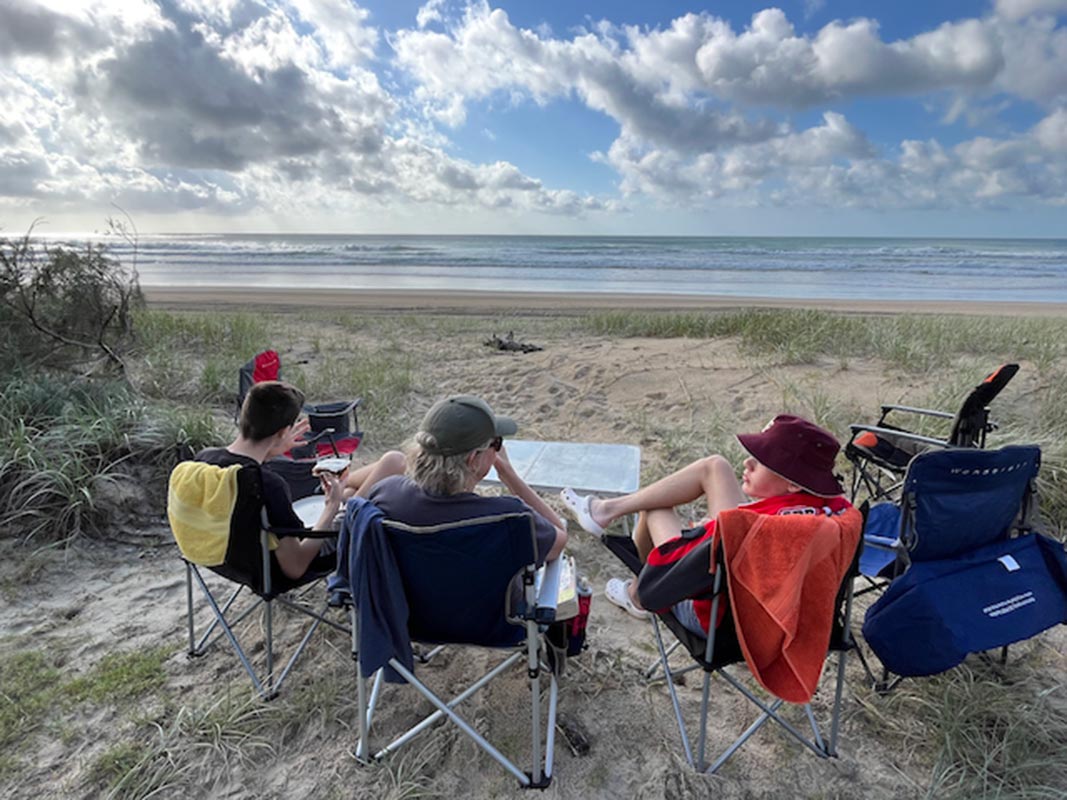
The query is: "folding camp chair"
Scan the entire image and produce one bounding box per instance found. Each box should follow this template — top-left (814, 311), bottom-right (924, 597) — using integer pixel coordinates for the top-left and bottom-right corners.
top-left (602, 505), bottom-right (863, 774)
top-left (859, 445), bottom-right (1067, 688)
top-left (846, 363), bottom-right (1018, 503)
top-left (341, 504), bottom-right (566, 789)
top-left (167, 460), bottom-right (347, 700)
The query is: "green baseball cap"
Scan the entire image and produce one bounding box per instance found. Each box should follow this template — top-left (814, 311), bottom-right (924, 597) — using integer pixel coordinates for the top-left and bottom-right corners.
top-left (418, 395), bottom-right (518, 456)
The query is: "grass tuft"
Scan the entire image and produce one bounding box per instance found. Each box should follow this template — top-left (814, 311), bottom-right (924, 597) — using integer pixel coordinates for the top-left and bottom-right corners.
top-left (0, 649), bottom-right (64, 753)
top-left (584, 310), bottom-right (1067, 372)
top-left (65, 647), bottom-right (170, 705)
top-left (861, 651), bottom-right (1067, 799)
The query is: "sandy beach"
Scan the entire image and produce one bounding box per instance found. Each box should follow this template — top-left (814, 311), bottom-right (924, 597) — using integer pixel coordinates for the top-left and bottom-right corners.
top-left (2, 296), bottom-right (1066, 799)
top-left (144, 285), bottom-right (1067, 317)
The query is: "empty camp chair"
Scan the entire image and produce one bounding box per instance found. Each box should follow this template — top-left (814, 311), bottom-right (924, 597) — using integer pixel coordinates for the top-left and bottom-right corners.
top-left (236, 348), bottom-right (364, 497)
top-left (236, 349), bottom-right (282, 414)
top-left (846, 363), bottom-right (1019, 502)
top-left (236, 348), bottom-right (364, 457)
top-left (338, 501), bottom-right (567, 789)
top-left (603, 505), bottom-right (863, 774)
top-left (167, 460), bottom-right (346, 699)
top-left (860, 445), bottom-right (1067, 686)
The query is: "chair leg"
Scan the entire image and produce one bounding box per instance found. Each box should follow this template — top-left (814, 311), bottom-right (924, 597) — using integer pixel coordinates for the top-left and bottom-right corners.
top-left (188, 565), bottom-right (270, 698)
top-left (352, 604), bottom-right (370, 762)
top-left (186, 563), bottom-right (196, 655)
top-left (374, 653), bottom-right (524, 760)
top-left (526, 620), bottom-right (543, 786)
top-left (264, 597), bottom-right (275, 699)
top-left (387, 659), bottom-right (532, 788)
top-left (650, 616), bottom-right (695, 768)
top-left (828, 649), bottom-right (848, 756)
top-left (645, 639), bottom-right (681, 680)
top-left (696, 670), bottom-right (712, 771)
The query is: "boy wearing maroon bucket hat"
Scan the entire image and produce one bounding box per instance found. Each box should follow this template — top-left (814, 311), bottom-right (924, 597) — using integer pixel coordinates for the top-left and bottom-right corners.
top-left (561, 414), bottom-right (852, 633)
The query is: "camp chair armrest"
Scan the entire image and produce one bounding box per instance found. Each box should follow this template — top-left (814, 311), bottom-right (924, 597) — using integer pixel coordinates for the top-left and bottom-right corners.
top-left (266, 525), bottom-right (337, 539)
top-left (302, 428), bottom-right (338, 445)
top-left (303, 397), bottom-right (363, 416)
top-left (879, 403), bottom-right (954, 421)
top-left (530, 557), bottom-right (563, 624)
top-left (849, 423), bottom-right (951, 449)
top-left (865, 535), bottom-right (899, 549)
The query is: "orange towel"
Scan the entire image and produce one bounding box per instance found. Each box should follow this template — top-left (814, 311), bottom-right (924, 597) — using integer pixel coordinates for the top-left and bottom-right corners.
top-left (716, 506), bottom-right (862, 703)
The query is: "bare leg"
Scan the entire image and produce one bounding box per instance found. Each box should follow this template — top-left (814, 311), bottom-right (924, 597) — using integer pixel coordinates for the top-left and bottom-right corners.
top-left (275, 537), bottom-right (328, 580)
top-left (633, 512), bottom-right (653, 562)
top-left (344, 450), bottom-right (406, 498)
top-left (589, 455), bottom-right (746, 529)
top-left (629, 507), bottom-right (687, 609)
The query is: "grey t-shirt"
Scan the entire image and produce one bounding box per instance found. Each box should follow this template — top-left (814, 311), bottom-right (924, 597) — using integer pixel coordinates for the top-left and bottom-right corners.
top-left (367, 475), bottom-right (557, 566)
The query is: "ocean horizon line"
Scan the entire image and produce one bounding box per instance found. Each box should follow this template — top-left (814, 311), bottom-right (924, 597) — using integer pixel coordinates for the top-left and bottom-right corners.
top-left (29, 231), bottom-right (1067, 243)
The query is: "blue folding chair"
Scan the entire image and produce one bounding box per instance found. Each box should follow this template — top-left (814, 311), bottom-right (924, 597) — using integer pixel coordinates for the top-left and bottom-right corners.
top-left (859, 445), bottom-right (1067, 686)
top-left (338, 501), bottom-right (564, 789)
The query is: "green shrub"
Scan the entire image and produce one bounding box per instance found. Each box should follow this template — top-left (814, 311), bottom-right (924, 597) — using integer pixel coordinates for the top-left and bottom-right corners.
top-left (0, 233), bottom-right (142, 374)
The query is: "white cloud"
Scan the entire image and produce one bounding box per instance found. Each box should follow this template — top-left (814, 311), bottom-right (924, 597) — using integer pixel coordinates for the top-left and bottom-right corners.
top-left (286, 0), bottom-right (378, 67)
top-left (994, 0), bottom-right (1067, 20)
top-left (0, 0), bottom-right (605, 223)
top-left (416, 0), bottom-right (447, 29)
top-left (1, 0), bottom-right (1065, 227)
top-left (1033, 108), bottom-right (1067, 151)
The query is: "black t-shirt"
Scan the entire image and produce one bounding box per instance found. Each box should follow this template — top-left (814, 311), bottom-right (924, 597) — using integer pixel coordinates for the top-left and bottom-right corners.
top-left (194, 447), bottom-right (306, 532)
top-left (367, 475), bottom-right (557, 566)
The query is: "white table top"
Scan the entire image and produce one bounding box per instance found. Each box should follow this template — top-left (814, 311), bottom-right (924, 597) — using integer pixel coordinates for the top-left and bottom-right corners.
top-left (290, 439), bottom-right (641, 526)
top-left (484, 439), bottom-right (641, 496)
top-left (292, 495), bottom-right (327, 528)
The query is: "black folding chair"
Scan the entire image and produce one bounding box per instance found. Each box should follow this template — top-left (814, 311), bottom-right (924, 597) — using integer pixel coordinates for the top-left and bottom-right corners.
top-left (602, 506), bottom-right (863, 774)
top-left (168, 460), bottom-right (346, 699)
top-left (846, 363), bottom-right (1018, 503)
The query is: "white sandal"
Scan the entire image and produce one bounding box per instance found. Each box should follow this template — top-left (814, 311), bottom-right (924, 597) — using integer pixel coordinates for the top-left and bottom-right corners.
top-left (559, 487), bottom-right (607, 537)
top-left (605, 578), bottom-right (650, 620)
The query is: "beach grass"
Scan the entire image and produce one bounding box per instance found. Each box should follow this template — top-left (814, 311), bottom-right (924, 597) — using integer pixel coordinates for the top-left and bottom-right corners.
top-left (0, 371), bottom-right (224, 541)
top-left (583, 309), bottom-right (1067, 372)
top-left (856, 642), bottom-right (1067, 799)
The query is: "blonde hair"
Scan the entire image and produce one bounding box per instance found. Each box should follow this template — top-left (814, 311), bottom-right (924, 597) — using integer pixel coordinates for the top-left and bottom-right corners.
top-left (406, 432), bottom-right (480, 495)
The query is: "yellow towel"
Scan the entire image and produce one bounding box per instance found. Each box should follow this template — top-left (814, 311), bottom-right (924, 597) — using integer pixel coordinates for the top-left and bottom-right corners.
top-left (168, 462), bottom-right (242, 566)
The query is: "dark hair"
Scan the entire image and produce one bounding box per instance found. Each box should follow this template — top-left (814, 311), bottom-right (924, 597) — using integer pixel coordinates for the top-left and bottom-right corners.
top-left (239, 381), bottom-right (305, 442)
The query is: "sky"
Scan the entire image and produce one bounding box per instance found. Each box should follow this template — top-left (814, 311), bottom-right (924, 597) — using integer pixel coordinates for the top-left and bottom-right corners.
top-left (1, 0), bottom-right (1066, 237)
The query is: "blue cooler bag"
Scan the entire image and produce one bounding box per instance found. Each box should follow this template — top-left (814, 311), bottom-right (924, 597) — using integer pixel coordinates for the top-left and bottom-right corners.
top-left (862, 533), bottom-right (1067, 677)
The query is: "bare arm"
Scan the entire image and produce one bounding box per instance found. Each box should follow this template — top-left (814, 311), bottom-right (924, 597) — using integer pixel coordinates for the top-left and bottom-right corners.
top-left (494, 447), bottom-right (567, 559)
top-left (311, 472), bottom-right (345, 530)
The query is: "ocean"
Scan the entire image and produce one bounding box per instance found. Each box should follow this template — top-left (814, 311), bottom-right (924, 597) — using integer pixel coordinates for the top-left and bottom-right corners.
top-left (54, 234), bottom-right (1067, 304)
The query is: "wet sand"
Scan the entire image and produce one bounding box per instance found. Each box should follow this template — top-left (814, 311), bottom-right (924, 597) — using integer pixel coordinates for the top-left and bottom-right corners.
top-left (143, 285), bottom-right (1067, 317)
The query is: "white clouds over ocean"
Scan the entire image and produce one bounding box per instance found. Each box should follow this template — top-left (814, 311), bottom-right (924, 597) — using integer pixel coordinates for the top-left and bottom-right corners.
top-left (0, 0), bottom-right (1064, 234)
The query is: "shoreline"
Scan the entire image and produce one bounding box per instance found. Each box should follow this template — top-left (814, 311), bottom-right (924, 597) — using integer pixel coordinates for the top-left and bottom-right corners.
top-left (143, 286), bottom-right (1067, 317)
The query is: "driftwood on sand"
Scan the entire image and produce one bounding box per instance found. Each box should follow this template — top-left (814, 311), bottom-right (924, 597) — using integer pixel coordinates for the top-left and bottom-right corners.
top-left (484, 331), bottom-right (543, 353)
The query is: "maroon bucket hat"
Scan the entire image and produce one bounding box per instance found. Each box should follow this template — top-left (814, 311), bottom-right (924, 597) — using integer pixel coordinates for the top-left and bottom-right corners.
top-left (736, 414), bottom-right (844, 497)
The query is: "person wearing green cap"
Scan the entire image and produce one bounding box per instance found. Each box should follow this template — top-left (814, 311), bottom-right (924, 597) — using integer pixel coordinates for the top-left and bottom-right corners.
top-left (365, 395), bottom-right (568, 565)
